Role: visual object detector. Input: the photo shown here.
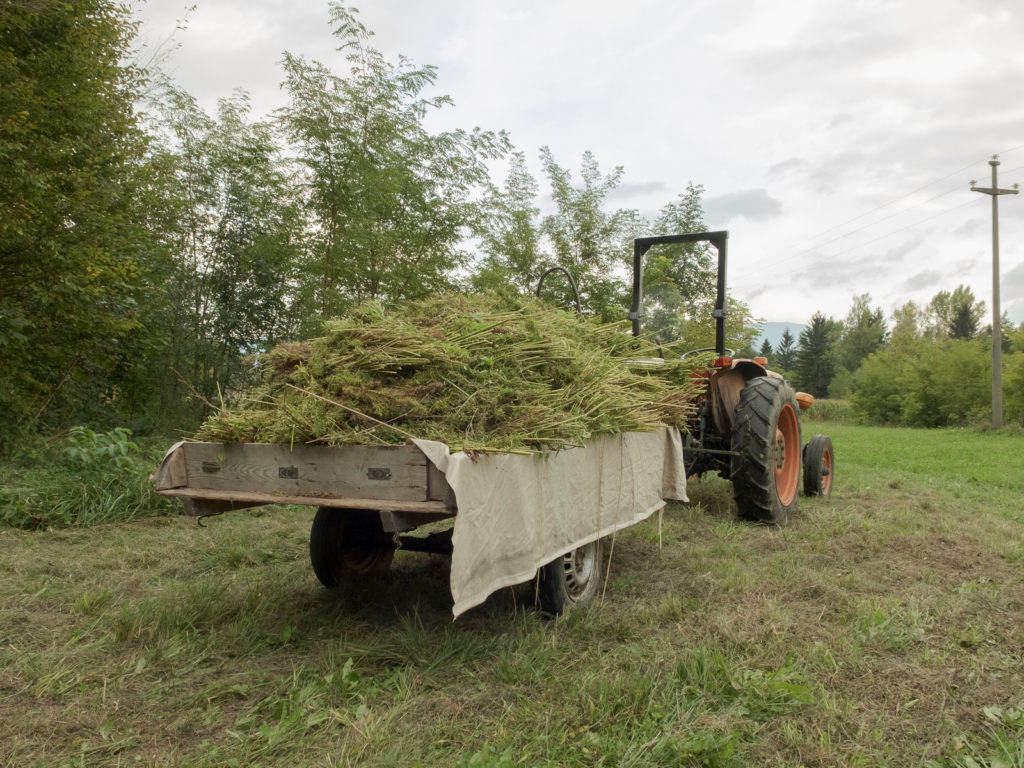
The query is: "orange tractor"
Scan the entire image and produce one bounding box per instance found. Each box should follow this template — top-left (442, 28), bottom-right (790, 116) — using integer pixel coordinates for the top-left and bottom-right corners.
top-left (629, 231), bottom-right (834, 523)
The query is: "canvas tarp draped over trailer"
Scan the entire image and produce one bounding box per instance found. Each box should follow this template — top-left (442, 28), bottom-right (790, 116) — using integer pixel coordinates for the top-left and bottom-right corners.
top-left (415, 426), bottom-right (688, 617)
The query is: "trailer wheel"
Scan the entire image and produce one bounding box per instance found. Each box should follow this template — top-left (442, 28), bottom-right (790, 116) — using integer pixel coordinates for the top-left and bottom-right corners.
top-left (536, 539), bottom-right (604, 615)
top-left (730, 376), bottom-right (801, 524)
top-left (802, 435), bottom-right (834, 498)
top-left (309, 507), bottom-right (394, 587)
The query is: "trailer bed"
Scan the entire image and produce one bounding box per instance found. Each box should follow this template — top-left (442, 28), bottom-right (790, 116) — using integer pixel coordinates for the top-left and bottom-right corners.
top-left (154, 441), bottom-right (455, 517)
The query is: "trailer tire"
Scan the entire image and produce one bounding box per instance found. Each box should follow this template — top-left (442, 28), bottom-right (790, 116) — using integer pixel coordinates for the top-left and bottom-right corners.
top-left (802, 435), bottom-right (834, 498)
top-left (309, 507), bottom-right (394, 587)
top-left (536, 538), bottom-right (604, 615)
top-left (730, 376), bottom-right (801, 524)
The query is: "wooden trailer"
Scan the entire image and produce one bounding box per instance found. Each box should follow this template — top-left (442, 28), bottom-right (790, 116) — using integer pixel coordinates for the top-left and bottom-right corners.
top-left (154, 430), bottom-right (687, 617)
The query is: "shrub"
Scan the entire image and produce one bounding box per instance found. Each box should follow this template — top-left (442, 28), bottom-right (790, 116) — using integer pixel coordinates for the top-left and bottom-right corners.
top-left (0, 427), bottom-right (176, 530)
top-left (851, 340), bottom-right (992, 428)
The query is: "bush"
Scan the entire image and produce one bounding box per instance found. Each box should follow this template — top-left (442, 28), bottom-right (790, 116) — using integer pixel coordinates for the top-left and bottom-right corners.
top-left (1005, 352), bottom-right (1024, 425)
top-left (851, 340), bottom-right (992, 428)
top-left (849, 350), bottom-right (913, 425)
top-left (0, 427), bottom-right (177, 530)
top-left (901, 341), bottom-right (990, 427)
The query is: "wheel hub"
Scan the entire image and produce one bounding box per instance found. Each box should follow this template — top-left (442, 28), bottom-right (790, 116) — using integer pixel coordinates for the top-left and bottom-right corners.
top-left (775, 431), bottom-right (786, 469)
top-left (561, 543), bottom-right (597, 600)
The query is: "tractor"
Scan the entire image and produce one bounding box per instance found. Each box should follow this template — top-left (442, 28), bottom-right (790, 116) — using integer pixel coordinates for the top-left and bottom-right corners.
top-left (629, 231), bottom-right (834, 523)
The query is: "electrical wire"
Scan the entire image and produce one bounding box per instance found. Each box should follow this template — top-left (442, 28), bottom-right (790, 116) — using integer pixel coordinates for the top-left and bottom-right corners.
top-left (745, 143), bottom-right (1024, 272)
top-left (733, 196), bottom-right (981, 297)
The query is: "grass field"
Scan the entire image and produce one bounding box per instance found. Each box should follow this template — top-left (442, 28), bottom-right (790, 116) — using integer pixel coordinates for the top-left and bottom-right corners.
top-left (2, 423), bottom-right (1024, 767)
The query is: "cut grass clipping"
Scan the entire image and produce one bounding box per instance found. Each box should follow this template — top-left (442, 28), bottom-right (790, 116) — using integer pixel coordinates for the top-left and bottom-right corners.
top-left (197, 295), bottom-right (703, 452)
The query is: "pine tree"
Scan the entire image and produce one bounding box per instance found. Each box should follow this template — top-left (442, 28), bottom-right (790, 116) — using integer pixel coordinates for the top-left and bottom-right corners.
top-left (796, 313), bottom-right (840, 397)
top-left (775, 328), bottom-right (798, 370)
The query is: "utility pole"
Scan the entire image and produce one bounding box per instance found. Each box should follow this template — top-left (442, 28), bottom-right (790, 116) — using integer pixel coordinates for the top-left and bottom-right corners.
top-left (971, 156), bottom-right (1019, 429)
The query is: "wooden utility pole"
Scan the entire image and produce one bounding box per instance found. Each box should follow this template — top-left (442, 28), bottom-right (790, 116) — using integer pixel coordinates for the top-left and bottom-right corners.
top-left (971, 156), bottom-right (1018, 429)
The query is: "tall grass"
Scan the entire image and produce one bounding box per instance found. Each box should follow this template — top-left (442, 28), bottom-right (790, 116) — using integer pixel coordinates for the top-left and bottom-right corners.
top-left (0, 426), bottom-right (176, 529)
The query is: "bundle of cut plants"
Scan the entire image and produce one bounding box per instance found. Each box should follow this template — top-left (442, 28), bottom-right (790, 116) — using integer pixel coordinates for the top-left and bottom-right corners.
top-left (195, 294), bottom-right (704, 453)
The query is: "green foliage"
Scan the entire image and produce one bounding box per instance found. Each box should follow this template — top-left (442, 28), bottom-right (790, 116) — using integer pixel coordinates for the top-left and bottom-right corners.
top-left (139, 87), bottom-right (304, 427)
top-left (641, 183), bottom-right (715, 341)
top-left (64, 426), bottom-right (138, 471)
top-left (851, 339), bottom-right (993, 427)
top-left (0, 0), bottom-right (155, 432)
top-left (834, 293), bottom-right (888, 373)
top-left (537, 147), bottom-right (643, 321)
top-left (928, 284), bottom-right (986, 340)
top-left (774, 328), bottom-right (798, 370)
top-left (471, 152), bottom-right (544, 295)
top-left (1006, 352), bottom-right (1024, 424)
top-left (473, 153), bottom-right (736, 345)
top-left (801, 398), bottom-right (855, 423)
top-left (0, 427), bottom-right (176, 529)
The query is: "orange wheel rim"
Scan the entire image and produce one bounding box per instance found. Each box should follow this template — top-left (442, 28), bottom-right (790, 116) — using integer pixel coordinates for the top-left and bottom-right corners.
top-left (821, 448), bottom-right (833, 495)
top-left (774, 403), bottom-right (800, 505)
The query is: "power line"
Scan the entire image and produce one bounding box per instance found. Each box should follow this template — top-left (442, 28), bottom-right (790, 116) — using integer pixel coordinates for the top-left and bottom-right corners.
top-left (808, 198), bottom-right (978, 263)
top-left (732, 197), bottom-right (979, 296)
top-left (742, 180), bottom-right (968, 277)
top-left (746, 144), bottom-right (1024, 271)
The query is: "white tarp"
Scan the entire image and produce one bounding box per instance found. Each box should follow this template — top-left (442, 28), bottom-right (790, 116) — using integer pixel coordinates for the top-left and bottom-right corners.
top-left (413, 427), bottom-right (688, 617)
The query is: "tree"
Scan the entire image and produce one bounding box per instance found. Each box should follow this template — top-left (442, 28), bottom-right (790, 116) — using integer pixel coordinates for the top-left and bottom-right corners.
top-left (795, 312), bottom-right (840, 397)
top-left (927, 285), bottom-right (985, 340)
top-left (834, 293), bottom-right (888, 374)
top-left (775, 328), bottom-right (798, 370)
top-left (0, 0), bottom-right (153, 431)
top-left (139, 88), bottom-right (304, 423)
top-left (759, 338), bottom-right (774, 358)
top-left (642, 183), bottom-right (715, 341)
top-left (537, 147), bottom-right (643, 320)
top-left (889, 301), bottom-right (926, 356)
top-left (278, 4), bottom-right (508, 329)
top-left (471, 152), bottom-right (544, 295)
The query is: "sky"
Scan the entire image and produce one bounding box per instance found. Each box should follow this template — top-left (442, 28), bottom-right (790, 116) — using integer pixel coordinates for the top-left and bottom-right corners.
top-left (134, 0), bottom-right (1024, 327)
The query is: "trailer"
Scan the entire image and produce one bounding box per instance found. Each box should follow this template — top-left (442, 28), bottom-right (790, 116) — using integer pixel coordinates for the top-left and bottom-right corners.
top-left (154, 429), bottom-right (689, 617)
top-left (154, 229), bottom-right (835, 617)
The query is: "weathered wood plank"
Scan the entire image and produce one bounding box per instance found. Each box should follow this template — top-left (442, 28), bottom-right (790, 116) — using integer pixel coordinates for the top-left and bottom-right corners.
top-left (160, 487), bottom-right (451, 514)
top-left (178, 443), bottom-right (432, 501)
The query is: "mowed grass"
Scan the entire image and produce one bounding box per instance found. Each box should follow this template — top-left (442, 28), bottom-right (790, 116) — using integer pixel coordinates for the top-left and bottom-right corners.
top-left (2, 425), bottom-right (1024, 766)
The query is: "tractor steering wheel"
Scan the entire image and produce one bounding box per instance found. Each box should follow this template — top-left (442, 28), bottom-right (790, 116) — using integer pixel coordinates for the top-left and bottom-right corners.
top-left (680, 347), bottom-right (735, 360)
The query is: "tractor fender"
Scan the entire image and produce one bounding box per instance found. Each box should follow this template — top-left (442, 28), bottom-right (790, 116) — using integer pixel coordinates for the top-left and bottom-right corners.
top-left (708, 360), bottom-right (772, 436)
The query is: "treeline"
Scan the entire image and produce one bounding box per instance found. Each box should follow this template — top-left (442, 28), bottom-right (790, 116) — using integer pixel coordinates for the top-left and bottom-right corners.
top-left (1, 2), bottom-right (727, 441)
top-left (3, 2), bottom-right (1021, 447)
top-left (762, 290), bottom-right (1024, 427)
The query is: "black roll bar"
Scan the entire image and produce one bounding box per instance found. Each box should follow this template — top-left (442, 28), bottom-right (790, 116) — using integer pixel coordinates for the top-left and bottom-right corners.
top-left (628, 231), bottom-right (729, 355)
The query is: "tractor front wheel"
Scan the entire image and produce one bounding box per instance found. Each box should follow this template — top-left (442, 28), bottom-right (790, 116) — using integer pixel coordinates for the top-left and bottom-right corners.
top-left (802, 434), bottom-right (834, 498)
top-left (730, 376), bottom-right (802, 524)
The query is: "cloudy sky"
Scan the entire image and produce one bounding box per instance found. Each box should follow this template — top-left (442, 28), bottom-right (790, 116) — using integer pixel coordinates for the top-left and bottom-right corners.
top-left (134, 0), bottom-right (1024, 326)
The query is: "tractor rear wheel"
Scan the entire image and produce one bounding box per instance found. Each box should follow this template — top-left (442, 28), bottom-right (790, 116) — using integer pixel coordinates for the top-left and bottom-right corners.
top-left (730, 376), bottom-right (802, 524)
top-left (309, 507), bottom-right (395, 587)
top-left (802, 435), bottom-right (834, 498)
